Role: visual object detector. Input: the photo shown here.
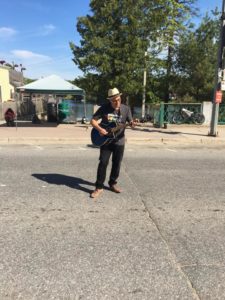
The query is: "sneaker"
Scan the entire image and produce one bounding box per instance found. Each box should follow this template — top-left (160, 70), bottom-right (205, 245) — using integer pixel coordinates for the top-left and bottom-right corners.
top-left (90, 188), bottom-right (103, 198)
top-left (109, 184), bottom-right (121, 193)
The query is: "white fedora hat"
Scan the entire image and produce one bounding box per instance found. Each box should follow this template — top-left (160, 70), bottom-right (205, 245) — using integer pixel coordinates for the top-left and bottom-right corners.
top-left (107, 87), bottom-right (122, 99)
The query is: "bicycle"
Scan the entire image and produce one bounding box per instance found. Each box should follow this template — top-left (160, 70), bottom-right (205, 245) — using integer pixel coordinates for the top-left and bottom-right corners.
top-left (172, 108), bottom-right (205, 125)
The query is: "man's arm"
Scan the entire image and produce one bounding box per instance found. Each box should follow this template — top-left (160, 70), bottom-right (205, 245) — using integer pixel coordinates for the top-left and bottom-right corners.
top-left (126, 106), bottom-right (135, 128)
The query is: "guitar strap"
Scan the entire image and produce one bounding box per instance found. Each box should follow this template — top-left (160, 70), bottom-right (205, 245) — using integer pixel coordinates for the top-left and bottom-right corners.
top-left (116, 108), bottom-right (121, 121)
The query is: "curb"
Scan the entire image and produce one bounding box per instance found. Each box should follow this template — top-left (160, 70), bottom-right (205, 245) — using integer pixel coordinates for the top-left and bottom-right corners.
top-left (0, 138), bottom-right (90, 145)
top-left (0, 137), bottom-right (225, 146)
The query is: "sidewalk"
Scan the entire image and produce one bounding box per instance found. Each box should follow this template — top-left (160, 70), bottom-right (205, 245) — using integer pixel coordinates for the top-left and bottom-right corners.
top-left (0, 120), bottom-right (225, 145)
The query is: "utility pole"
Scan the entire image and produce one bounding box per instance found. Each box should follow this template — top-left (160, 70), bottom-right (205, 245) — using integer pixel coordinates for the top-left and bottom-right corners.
top-left (142, 51), bottom-right (147, 118)
top-left (209, 0), bottom-right (225, 136)
top-left (83, 93), bottom-right (87, 118)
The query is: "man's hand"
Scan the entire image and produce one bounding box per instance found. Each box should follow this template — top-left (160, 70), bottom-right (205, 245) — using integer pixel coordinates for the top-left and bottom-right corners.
top-left (129, 120), bottom-right (136, 129)
top-left (99, 127), bottom-right (108, 136)
top-left (91, 118), bottom-right (108, 136)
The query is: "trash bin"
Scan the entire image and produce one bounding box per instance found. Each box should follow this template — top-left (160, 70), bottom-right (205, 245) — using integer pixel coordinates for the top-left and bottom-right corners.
top-left (58, 100), bottom-right (77, 123)
top-left (47, 103), bottom-right (57, 122)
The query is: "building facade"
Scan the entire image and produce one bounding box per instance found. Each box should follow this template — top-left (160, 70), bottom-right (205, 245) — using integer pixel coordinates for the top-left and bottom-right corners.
top-left (0, 66), bottom-right (24, 102)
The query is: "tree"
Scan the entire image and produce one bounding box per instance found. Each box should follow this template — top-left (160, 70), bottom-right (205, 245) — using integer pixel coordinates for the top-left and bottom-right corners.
top-left (154, 0), bottom-right (198, 102)
top-left (174, 11), bottom-right (220, 101)
top-left (70, 0), bottom-right (167, 102)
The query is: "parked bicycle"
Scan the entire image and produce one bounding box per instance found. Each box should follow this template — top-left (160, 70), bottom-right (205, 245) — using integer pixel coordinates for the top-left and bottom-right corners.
top-left (172, 108), bottom-right (205, 125)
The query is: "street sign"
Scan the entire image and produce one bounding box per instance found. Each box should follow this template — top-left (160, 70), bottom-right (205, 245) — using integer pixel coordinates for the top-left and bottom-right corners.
top-left (215, 90), bottom-right (223, 103)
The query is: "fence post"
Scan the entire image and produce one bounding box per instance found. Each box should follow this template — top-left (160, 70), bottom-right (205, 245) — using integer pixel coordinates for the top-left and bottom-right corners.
top-left (159, 102), bottom-right (164, 128)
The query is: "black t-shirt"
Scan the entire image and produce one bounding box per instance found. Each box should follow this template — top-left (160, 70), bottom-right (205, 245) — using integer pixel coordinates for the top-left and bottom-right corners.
top-left (92, 103), bottom-right (132, 145)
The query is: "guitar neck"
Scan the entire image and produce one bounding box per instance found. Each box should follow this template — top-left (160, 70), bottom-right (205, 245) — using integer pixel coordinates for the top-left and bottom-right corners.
top-left (110, 123), bottom-right (127, 133)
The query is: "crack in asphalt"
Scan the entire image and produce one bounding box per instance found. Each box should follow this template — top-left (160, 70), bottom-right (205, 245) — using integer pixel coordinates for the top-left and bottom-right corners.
top-left (122, 162), bottom-right (201, 300)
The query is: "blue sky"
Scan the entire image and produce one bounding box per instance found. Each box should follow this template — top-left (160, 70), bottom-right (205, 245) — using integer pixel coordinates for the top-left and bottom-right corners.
top-left (0, 0), bottom-right (222, 80)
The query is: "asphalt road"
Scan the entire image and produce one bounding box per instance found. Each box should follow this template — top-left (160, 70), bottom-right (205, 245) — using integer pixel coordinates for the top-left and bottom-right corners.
top-left (0, 144), bottom-right (225, 300)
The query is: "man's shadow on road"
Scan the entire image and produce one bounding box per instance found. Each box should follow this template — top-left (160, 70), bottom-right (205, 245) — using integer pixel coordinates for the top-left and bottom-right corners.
top-left (32, 173), bottom-right (95, 194)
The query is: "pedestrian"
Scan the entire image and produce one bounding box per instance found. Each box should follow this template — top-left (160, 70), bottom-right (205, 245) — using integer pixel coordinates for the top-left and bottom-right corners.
top-left (4, 108), bottom-right (15, 126)
top-left (90, 87), bottom-right (134, 198)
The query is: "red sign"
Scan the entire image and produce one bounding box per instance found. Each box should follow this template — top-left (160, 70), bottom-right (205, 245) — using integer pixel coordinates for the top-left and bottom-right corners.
top-left (215, 90), bottom-right (223, 103)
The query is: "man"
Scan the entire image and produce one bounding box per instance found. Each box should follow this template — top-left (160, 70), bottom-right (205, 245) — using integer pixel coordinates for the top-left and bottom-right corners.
top-left (90, 87), bottom-right (134, 198)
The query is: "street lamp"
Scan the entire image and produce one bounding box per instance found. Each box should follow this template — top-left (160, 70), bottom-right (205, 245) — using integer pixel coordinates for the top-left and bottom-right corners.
top-left (20, 65), bottom-right (26, 84)
top-left (142, 51), bottom-right (148, 119)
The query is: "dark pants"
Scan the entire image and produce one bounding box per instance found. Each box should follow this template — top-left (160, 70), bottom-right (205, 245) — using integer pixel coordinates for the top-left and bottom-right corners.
top-left (95, 143), bottom-right (125, 189)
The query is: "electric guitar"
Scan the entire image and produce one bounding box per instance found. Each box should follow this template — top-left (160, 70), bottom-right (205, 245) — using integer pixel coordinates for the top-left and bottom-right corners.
top-left (91, 122), bottom-right (127, 147)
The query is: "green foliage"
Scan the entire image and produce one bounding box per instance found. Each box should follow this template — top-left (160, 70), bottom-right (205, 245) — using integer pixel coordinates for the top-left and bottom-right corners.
top-left (146, 90), bottom-right (161, 103)
top-left (70, 1), bottom-right (220, 105)
top-left (155, 0), bottom-right (198, 102)
top-left (24, 77), bottom-right (36, 85)
top-left (70, 0), bottom-right (166, 102)
top-left (174, 11), bottom-right (220, 101)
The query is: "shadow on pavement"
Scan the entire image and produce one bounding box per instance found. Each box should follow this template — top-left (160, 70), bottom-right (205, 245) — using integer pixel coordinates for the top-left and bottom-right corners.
top-left (32, 173), bottom-right (95, 194)
top-left (179, 131), bottom-right (209, 137)
top-left (132, 127), bottom-right (208, 137)
top-left (131, 127), bottom-right (181, 135)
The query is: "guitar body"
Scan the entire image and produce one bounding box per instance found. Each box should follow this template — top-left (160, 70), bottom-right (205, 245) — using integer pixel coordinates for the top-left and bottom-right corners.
top-left (91, 123), bottom-right (119, 147)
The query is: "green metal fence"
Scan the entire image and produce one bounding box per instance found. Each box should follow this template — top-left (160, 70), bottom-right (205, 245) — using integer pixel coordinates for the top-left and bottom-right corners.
top-left (154, 103), bottom-right (203, 127)
top-left (218, 104), bottom-right (225, 124)
top-left (133, 102), bottom-right (225, 127)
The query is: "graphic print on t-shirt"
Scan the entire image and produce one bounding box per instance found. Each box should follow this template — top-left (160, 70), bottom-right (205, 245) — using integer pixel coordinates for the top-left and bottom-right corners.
top-left (107, 113), bottom-right (121, 124)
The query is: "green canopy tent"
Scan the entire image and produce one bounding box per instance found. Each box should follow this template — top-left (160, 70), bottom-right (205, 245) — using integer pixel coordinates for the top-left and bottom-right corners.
top-left (17, 74), bottom-right (84, 95)
top-left (17, 74), bottom-right (85, 123)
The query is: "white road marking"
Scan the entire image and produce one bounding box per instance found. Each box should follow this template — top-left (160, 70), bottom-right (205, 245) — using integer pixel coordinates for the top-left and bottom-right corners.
top-left (27, 143), bottom-right (43, 150)
top-left (0, 184), bottom-right (6, 187)
top-left (35, 146), bottom-right (43, 150)
top-left (165, 148), bottom-right (177, 152)
top-left (60, 147), bottom-right (89, 151)
top-left (65, 147), bottom-right (88, 151)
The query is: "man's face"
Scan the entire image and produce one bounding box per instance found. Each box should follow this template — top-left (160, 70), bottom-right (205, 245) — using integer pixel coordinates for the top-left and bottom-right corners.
top-left (110, 95), bottom-right (121, 110)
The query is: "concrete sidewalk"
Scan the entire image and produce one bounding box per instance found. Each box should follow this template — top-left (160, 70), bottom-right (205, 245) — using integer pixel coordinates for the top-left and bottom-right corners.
top-left (0, 121), bottom-right (225, 145)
